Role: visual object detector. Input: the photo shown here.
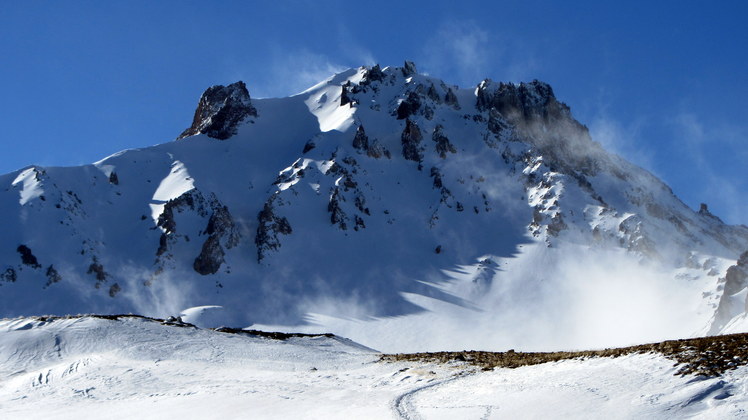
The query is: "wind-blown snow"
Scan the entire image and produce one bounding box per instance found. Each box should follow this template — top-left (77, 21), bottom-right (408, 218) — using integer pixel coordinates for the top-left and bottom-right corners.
top-left (149, 159), bottom-right (195, 226)
top-left (11, 167), bottom-right (44, 205)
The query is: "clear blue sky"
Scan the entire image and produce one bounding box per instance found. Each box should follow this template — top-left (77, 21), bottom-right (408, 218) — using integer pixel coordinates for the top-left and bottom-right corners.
top-left (1, 0), bottom-right (746, 224)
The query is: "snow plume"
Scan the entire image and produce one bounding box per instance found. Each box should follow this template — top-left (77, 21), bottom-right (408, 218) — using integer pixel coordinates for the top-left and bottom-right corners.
top-left (252, 49), bottom-right (351, 98)
top-left (118, 265), bottom-right (194, 319)
top-left (306, 244), bottom-right (703, 353)
top-left (588, 113), bottom-right (655, 173)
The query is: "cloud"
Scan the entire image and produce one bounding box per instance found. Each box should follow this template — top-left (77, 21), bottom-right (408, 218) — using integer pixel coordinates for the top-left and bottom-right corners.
top-left (670, 112), bottom-right (748, 225)
top-left (419, 20), bottom-right (490, 87)
top-left (419, 20), bottom-right (539, 88)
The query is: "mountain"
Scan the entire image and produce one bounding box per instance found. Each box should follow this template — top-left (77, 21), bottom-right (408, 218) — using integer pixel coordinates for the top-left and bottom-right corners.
top-left (1, 62), bottom-right (747, 352)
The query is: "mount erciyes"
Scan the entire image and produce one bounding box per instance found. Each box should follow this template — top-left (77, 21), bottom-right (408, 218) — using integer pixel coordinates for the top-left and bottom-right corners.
top-left (2, 62), bottom-right (747, 352)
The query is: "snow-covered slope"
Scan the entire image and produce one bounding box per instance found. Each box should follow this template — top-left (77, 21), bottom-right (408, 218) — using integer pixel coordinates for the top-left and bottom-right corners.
top-left (1, 316), bottom-right (747, 419)
top-left (1, 62), bottom-right (747, 352)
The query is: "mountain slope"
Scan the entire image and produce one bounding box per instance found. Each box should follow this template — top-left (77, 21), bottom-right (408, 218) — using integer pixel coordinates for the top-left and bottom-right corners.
top-left (1, 62), bottom-right (747, 352)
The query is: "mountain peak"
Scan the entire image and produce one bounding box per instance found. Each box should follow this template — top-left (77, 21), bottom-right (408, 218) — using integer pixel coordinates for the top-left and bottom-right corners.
top-left (178, 81), bottom-right (257, 140)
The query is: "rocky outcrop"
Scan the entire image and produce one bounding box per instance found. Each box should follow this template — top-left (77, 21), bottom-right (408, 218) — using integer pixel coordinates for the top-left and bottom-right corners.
top-left (432, 125), bottom-right (456, 158)
top-left (401, 119), bottom-right (424, 165)
top-left (477, 79), bottom-right (601, 176)
top-left (1, 268), bottom-right (17, 283)
top-left (352, 125), bottom-right (390, 159)
top-left (44, 265), bottom-right (62, 288)
top-left (154, 190), bottom-right (240, 275)
top-left (178, 81), bottom-right (257, 140)
top-left (444, 88), bottom-right (460, 109)
top-left (193, 203), bottom-right (240, 275)
top-left (17, 245), bottom-right (41, 269)
top-left (396, 91), bottom-right (422, 120)
top-left (361, 64), bottom-right (385, 85)
top-left (255, 196), bottom-right (292, 262)
top-left (87, 256), bottom-right (108, 288)
top-left (352, 125), bottom-right (369, 151)
top-left (710, 252), bottom-right (748, 334)
top-left (401, 61), bottom-right (417, 77)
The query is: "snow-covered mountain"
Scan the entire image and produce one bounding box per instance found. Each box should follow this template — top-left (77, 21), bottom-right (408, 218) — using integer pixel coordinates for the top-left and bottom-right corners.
top-left (1, 62), bottom-right (747, 352)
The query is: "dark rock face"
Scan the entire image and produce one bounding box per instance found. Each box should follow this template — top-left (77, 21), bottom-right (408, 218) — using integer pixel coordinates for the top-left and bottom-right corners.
top-left (352, 125), bottom-right (390, 159)
top-left (401, 119), bottom-right (424, 164)
top-left (711, 251), bottom-right (748, 334)
top-left (352, 125), bottom-right (369, 151)
top-left (427, 84), bottom-right (442, 103)
top-left (17, 245), bottom-right (41, 269)
top-left (432, 125), bottom-right (457, 158)
top-left (328, 188), bottom-right (347, 230)
top-left (87, 257), bottom-right (108, 288)
top-left (477, 79), bottom-right (600, 176)
top-left (108, 172), bottom-right (119, 185)
top-left (302, 139), bottom-right (316, 154)
top-left (340, 81), bottom-right (354, 106)
top-left (444, 88), bottom-right (460, 109)
top-left (178, 81), bottom-right (257, 140)
top-left (45, 265), bottom-right (62, 288)
top-left (193, 236), bottom-right (224, 275)
top-left (402, 61), bottom-right (417, 77)
top-left (255, 197), bottom-right (293, 262)
top-left (361, 64), bottom-right (385, 85)
top-left (476, 79), bottom-right (567, 123)
top-left (193, 203), bottom-right (240, 275)
top-left (1, 268), bottom-right (17, 283)
top-left (396, 91), bottom-right (422, 120)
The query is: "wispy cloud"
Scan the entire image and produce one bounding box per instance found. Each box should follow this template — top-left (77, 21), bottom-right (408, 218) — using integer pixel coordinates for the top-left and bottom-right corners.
top-left (419, 20), bottom-right (538, 88)
top-left (669, 112), bottom-right (748, 225)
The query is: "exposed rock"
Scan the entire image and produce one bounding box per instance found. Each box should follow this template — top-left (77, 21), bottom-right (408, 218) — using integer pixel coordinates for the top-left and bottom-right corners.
top-left (108, 283), bottom-right (121, 298)
top-left (361, 64), bottom-right (385, 85)
top-left (432, 125), bottom-right (457, 158)
top-left (1, 268), bottom-right (17, 283)
top-left (194, 235), bottom-right (225, 275)
top-left (444, 88), bottom-right (460, 109)
top-left (255, 197), bottom-right (293, 262)
top-left (302, 140), bottom-right (316, 154)
top-left (427, 84), bottom-right (442, 103)
top-left (710, 251), bottom-right (748, 334)
top-left (402, 61), bottom-right (417, 77)
top-left (156, 233), bottom-right (168, 256)
top-left (352, 125), bottom-right (369, 151)
top-left (401, 119), bottom-right (424, 163)
top-left (17, 245), bottom-right (41, 269)
top-left (87, 257), bottom-right (108, 288)
top-left (108, 172), bottom-right (119, 185)
top-left (193, 203), bottom-right (240, 275)
top-left (178, 81), bottom-right (257, 140)
top-left (157, 191), bottom-right (200, 234)
top-left (699, 203), bottom-right (724, 223)
top-left (44, 265), bottom-right (62, 288)
top-left (328, 188), bottom-right (348, 230)
top-left (430, 167), bottom-right (443, 189)
top-left (340, 81), bottom-right (353, 106)
top-left (367, 139), bottom-right (391, 159)
top-left (547, 213), bottom-right (568, 237)
top-left (396, 91), bottom-right (422, 120)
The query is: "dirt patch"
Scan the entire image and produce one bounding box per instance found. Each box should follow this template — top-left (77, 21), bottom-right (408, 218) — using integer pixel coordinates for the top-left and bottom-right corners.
top-left (381, 333), bottom-right (748, 377)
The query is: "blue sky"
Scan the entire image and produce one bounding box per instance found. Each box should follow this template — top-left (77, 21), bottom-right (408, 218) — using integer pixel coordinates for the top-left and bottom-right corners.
top-left (1, 1), bottom-right (746, 224)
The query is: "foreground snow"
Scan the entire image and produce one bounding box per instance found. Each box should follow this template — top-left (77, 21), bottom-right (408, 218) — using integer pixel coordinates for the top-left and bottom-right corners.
top-left (1, 316), bottom-right (747, 419)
